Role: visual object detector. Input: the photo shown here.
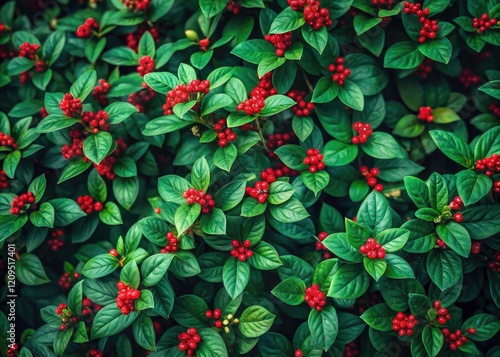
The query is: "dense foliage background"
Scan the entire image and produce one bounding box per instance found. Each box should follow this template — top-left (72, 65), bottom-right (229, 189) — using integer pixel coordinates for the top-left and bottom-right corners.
top-left (1, 0), bottom-right (500, 356)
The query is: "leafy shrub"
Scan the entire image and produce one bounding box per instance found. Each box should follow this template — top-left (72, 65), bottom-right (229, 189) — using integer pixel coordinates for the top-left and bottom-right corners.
top-left (1, 0), bottom-right (500, 356)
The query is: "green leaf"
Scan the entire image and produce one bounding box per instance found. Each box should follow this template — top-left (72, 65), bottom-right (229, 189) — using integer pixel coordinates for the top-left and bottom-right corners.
top-left (91, 305), bottom-right (137, 339)
top-left (223, 258), bottom-right (250, 299)
top-left (141, 253), bottom-right (175, 286)
top-left (357, 191), bottom-right (392, 235)
top-left (274, 145), bottom-right (308, 170)
top-left (293, 115), bottom-right (314, 142)
top-left (136, 289), bottom-right (154, 310)
top-left (268, 181), bottom-right (295, 205)
top-left (29, 202), bottom-right (54, 228)
top-left (456, 171), bottom-right (491, 206)
top-left (248, 241), bottom-right (282, 270)
top-left (36, 115), bottom-right (78, 133)
top-left (404, 176), bottom-right (430, 208)
top-left (384, 41), bottom-right (424, 69)
top-left (427, 172), bottom-right (448, 212)
top-left (269, 7), bottom-right (305, 34)
top-left (393, 115), bottom-right (425, 138)
top-left (384, 254), bottom-right (415, 279)
top-left (53, 328), bottom-right (72, 356)
top-left (300, 171), bottom-right (329, 196)
top-left (199, 208), bottom-right (226, 235)
top-left (258, 56), bottom-right (286, 78)
top-left (360, 303), bottom-right (394, 332)
top-left (200, 93), bottom-right (233, 116)
top-left (474, 126), bottom-right (500, 161)
top-left (426, 249), bottom-right (462, 290)
top-left (461, 314), bottom-right (500, 341)
top-left (362, 132), bottom-right (404, 159)
top-left (144, 72), bottom-right (179, 94)
top-left (478, 80), bottom-right (500, 100)
top-left (196, 328), bottom-right (229, 357)
top-left (3, 150), bottom-right (21, 179)
top-left (269, 198), bottom-right (309, 223)
top-left (353, 14), bottom-right (382, 35)
top-left (214, 180), bottom-right (247, 211)
top-left (70, 70), bottom-right (97, 101)
top-left (199, 0), bottom-right (226, 18)
top-left (301, 25), bottom-right (328, 54)
top-left (239, 305), bottom-right (276, 338)
top-left (106, 102), bottom-right (138, 124)
top-left (99, 202), bottom-right (123, 225)
top-left (103, 47), bottom-right (140, 65)
top-left (323, 140), bottom-right (358, 166)
top-left (58, 159), bottom-right (92, 184)
top-left (422, 325), bottom-right (444, 357)
top-left (363, 257), bottom-right (387, 281)
top-left (260, 95), bottom-right (296, 116)
top-left (88, 169), bottom-right (107, 202)
top-left (158, 175), bottom-right (191, 205)
top-left (461, 206), bottom-right (500, 239)
top-left (431, 107), bottom-right (460, 124)
top-left (82, 253), bottom-right (119, 278)
top-left (133, 314), bottom-right (156, 351)
top-left (83, 132), bottom-right (113, 165)
top-left (16, 253), bottom-right (50, 285)
top-left (418, 37), bottom-right (452, 64)
top-left (191, 156), bottom-right (210, 191)
top-left (328, 264), bottom-right (370, 299)
top-left (312, 76), bottom-right (338, 104)
top-left (272, 277), bottom-right (306, 305)
top-left (231, 40), bottom-right (275, 65)
top-left (429, 130), bottom-right (474, 168)
top-left (436, 222), bottom-right (471, 258)
top-left (376, 228), bottom-right (410, 253)
top-left (308, 306), bottom-right (338, 351)
top-left (322, 233), bottom-right (363, 263)
top-left (213, 144), bottom-right (237, 172)
top-left (346, 219), bottom-right (371, 248)
top-left (174, 203), bottom-right (201, 234)
top-left (338, 81), bottom-right (364, 111)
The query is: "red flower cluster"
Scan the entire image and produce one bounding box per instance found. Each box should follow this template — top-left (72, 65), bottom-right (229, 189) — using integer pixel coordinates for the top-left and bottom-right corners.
top-left (93, 138), bottom-right (128, 180)
top-left (489, 251), bottom-right (500, 272)
top-left (473, 14), bottom-right (497, 33)
top-left (183, 188), bottom-right (215, 214)
top-left (260, 167), bottom-right (283, 183)
top-left (76, 18), bottom-right (99, 38)
top-left (471, 241), bottom-right (481, 254)
top-left (246, 181), bottom-right (270, 203)
top-left (93, 79), bottom-right (111, 107)
top-left (303, 148), bottom-right (325, 173)
top-left (48, 228), bottom-right (64, 251)
top-left (392, 312), bottom-right (417, 336)
top-left (328, 57), bottom-right (351, 86)
top-left (304, 284), bottom-right (326, 311)
top-left (266, 131), bottom-right (296, 158)
top-left (403, 2), bottom-right (438, 43)
top-left (418, 106), bottom-right (434, 122)
top-left (206, 308), bottom-right (223, 328)
top-left (359, 238), bottom-right (386, 259)
top-left (58, 272), bottom-right (80, 290)
top-left (414, 58), bottom-right (433, 78)
top-left (116, 281), bottom-right (140, 315)
top-left (122, 0), bottom-right (150, 11)
top-left (214, 118), bottom-right (237, 147)
top-left (19, 42), bottom-right (40, 60)
top-left (129, 86), bottom-right (156, 113)
top-left (0, 132), bottom-right (17, 149)
top-left (126, 27), bottom-right (160, 52)
top-left (459, 68), bottom-right (480, 88)
top-left (351, 122), bottom-right (372, 144)
top-left (163, 80), bottom-right (210, 115)
top-left (315, 232), bottom-right (331, 259)
top-left (178, 328), bottom-right (201, 356)
top-left (60, 93), bottom-right (83, 118)
top-left (199, 38), bottom-right (210, 51)
top-left (77, 195), bottom-right (103, 214)
top-left (265, 32), bottom-right (292, 57)
top-left (433, 300), bottom-right (451, 325)
top-left (342, 342), bottom-right (360, 357)
top-left (230, 240), bottom-right (253, 261)
top-left (442, 328), bottom-right (472, 350)
top-left (0, 170), bottom-right (10, 190)
top-left (61, 129), bottom-right (85, 160)
top-left (288, 90), bottom-right (314, 117)
top-left (489, 103), bottom-right (500, 117)
top-left (360, 166), bottom-right (384, 192)
top-left (137, 55), bottom-right (155, 77)
top-left (226, 0), bottom-right (241, 14)
top-left (10, 192), bottom-right (35, 215)
top-left (160, 232), bottom-right (179, 253)
top-left (475, 154), bottom-right (500, 177)
top-left (82, 110), bottom-right (110, 133)
top-left (303, 1), bottom-right (332, 30)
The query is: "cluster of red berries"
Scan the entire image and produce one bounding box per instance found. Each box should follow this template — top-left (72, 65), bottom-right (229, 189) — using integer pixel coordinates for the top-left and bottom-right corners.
top-left (129, 86), bottom-right (156, 113)
top-left (93, 79), bottom-right (111, 107)
top-left (471, 241), bottom-right (481, 254)
top-left (226, 0), bottom-right (241, 14)
top-left (19, 71), bottom-right (31, 84)
top-left (449, 195), bottom-right (463, 210)
top-left (371, 0), bottom-right (394, 10)
top-left (61, 129), bottom-right (85, 160)
top-left (277, 162), bottom-right (300, 176)
top-left (303, 148), bottom-right (325, 173)
top-left (237, 72), bottom-right (278, 115)
top-left (82, 110), bottom-right (110, 133)
top-left (392, 312), bottom-right (417, 336)
top-left (82, 297), bottom-right (102, 318)
top-left (288, 0), bottom-right (306, 10)
top-left (58, 271), bottom-right (80, 290)
top-left (489, 103), bottom-right (500, 117)
top-left (0, 44), bottom-right (16, 61)
top-left (304, 284), bottom-right (327, 311)
top-left (414, 58), bottom-right (433, 78)
top-left (288, 90), bottom-right (314, 117)
top-left (436, 235), bottom-right (447, 248)
top-left (56, 303), bottom-right (78, 330)
top-left (116, 281), bottom-right (140, 315)
top-left (403, 3), bottom-right (438, 43)
top-left (351, 292), bottom-right (381, 315)
top-left (246, 181), bottom-right (270, 203)
top-left (122, 0), bottom-right (150, 11)
top-left (163, 79), bottom-right (210, 115)
top-left (442, 328), bottom-right (475, 350)
top-left (77, 195), bottom-right (104, 214)
top-left (88, 350), bottom-right (103, 357)
top-left (459, 69), bottom-right (480, 88)
top-left (304, 1), bottom-right (333, 30)
top-left (230, 240), bottom-right (253, 261)
top-left (213, 118), bottom-right (237, 147)
top-left (473, 14), bottom-right (497, 33)
top-left (264, 32), bottom-right (292, 57)
top-left (183, 188), bottom-right (215, 214)
top-left (260, 167), bottom-right (283, 183)
top-left (266, 131), bottom-right (296, 158)
top-left (206, 308), bottom-right (223, 328)
top-left (199, 38), bottom-right (210, 51)
top-left (137, 56), bottom-right (155, 77)
top-left (315, 232), bottom-right (332, 259)
top-left (360, 166), bottom-right (384, 192)
top-left (178, 328), bottom-right (201, 356)
top-left (342, 342), bottom-right (360, 357)
top-left (433, 300), bottom-right (452, 325)
top-left (76, 18), bottom-right (99, 38)
top-left (328, 57), bottom-right (351, 86)
top-left (0, 170), bottom-right (10, 190)
top-left (160, 232), bottom-right (179, 253)
top-left (10, 192), bottom-right (35, 215)
top-left (48, 228), bottom-right (64, 251)
top-left (475, 154), bottom-right (500, 177)
top-left (126, 27), bottom-right (160, 52)
top-left (35, 60), bottom-right (46, 73)
top-left (359, 238), bottom-right (386, 259)
top-left (237, 97), bottom-right (265, 116)
top-left (352, 122), bottom-right (373, 144)
top-left (94, 138), bottom-right (128, 180)
top-left (418, 106), bottom-right (434, 122)
top-left (18, 42), bottom-right (40, 60)
top-left (0, 132), bottom-right (17, 149)
top-left (60, 93), bottom-right (83, 117)
top-left (488, 251), bottom-right (500, 272)
top-left (7, 343), bottom-right (18, 357)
